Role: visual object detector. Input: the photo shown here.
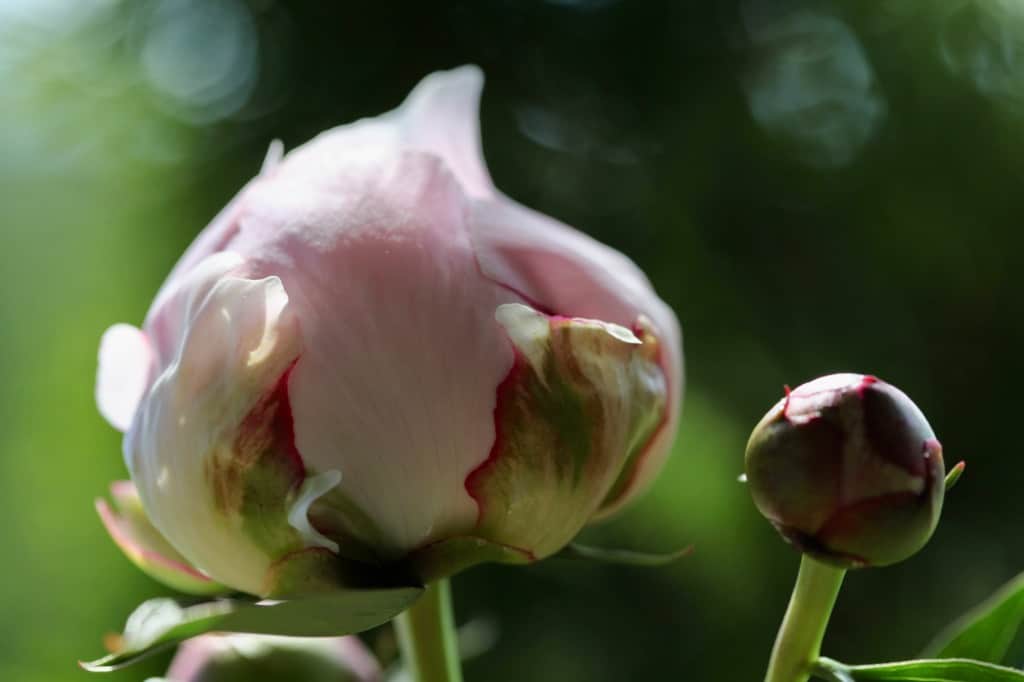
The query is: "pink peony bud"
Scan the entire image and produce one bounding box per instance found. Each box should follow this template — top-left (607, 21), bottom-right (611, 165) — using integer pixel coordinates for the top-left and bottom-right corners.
top-left (95, 66), bottom-right (682, 597)
top-left (164, 633), bottom-right (381, 682)
top-left (745, 373), bottom-right (945, 568)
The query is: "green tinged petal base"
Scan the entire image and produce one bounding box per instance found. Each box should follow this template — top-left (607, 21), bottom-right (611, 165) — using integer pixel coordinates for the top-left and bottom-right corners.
top-left (465, 304), bottom-right (668, 559)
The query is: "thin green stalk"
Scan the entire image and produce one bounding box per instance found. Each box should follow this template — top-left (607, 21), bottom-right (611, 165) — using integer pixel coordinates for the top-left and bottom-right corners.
top-left (764, 556), bottom-right (847, 682)
top-left (394, 579), bottom-right (463, 682)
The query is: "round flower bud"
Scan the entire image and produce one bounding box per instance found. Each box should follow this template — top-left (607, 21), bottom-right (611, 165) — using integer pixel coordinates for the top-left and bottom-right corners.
top-left (94, 66), bottom-right (682, 598)
top-left (745, 373), bottom-right (944, 568)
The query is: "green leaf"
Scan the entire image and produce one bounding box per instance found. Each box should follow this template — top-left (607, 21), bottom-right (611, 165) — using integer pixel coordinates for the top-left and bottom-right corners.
top-left (81, 586), bottom-right (423, 672)
top-left (814, 657), bottom-right (1024, 682)
top-left (923, 571), bottom-right (1024, 662)
top-left (553, 542), bottom-right (692, 567)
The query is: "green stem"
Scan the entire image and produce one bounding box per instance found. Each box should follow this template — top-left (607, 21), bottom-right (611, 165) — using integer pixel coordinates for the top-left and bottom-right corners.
top-left (394, 579), bottom-right (463, 682)
top-left (764, 556), bottom-right (847, 682)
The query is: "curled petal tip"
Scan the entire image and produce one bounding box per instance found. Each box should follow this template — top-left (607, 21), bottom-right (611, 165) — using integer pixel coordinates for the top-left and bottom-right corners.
top-left (288, 470), bottom-right (343, 553)
top-left (398, 64), bottom-right (492, 197)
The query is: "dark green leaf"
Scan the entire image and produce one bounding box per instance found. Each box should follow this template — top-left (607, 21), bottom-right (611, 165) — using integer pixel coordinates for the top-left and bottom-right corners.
top-left (923, 571), bottom-right (1024, 662)
top-left (814, 656), bottom-right (1024, 682)
top-left (553, 542), bottom-right (692, 567)
top-left (81, 586), bottom-right (422, 672)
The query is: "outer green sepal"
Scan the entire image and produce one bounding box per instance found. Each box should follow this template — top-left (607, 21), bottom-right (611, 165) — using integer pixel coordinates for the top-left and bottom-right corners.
top-left (81, 587), bottom-right (422, 672)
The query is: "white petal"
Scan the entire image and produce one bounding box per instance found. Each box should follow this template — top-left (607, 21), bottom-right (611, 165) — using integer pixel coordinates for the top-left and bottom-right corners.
top-left (128, 255), bottom-right (300, 594)
top-left (288, 470), bottom-right (342, 553)
top-left (493, 303), bottom-right (550, 376)
top-left (96, 324), bottom-right (153, 432)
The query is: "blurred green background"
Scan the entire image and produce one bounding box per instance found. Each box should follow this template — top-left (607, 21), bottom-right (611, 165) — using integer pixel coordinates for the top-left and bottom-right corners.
top-left (1, 0), bottom-right (1022, 680)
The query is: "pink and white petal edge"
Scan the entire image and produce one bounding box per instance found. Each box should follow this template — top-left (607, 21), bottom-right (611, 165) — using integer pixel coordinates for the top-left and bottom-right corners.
top-left (394, 65), bottom-right (494, 199)
top-left (96, 324), bottom-right (152, 432)
top-left (95, 495), bottom-right (225, 595)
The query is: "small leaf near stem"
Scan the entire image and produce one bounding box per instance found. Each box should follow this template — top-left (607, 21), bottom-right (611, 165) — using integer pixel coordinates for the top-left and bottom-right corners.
top-left (81, 587), bottom-right (422, 672)
top-left (764, 556), bottom-right (847, 682)
top-left (394, 579), bottom-right (463, 682)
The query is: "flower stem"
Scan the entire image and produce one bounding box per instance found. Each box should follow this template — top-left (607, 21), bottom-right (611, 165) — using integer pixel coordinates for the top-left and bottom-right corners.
top-left (764, 556), bottom-right (846, 682)
top-left (395, 579), bottom-right (463, 682)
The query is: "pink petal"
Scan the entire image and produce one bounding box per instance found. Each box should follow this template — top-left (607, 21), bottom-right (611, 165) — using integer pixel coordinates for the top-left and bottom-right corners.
top-left (231, 152), bottom-right (515, 555)
top-left (148, 139), bottom-right (284, 316)
top-left (271, 65), bottom-right (491, 200)
top-left (392, 64), bottom-right (493, 198)
top-left (149, 67), bottom-right (491, 317)
top-left (470, 197), bottom-right (683, 515)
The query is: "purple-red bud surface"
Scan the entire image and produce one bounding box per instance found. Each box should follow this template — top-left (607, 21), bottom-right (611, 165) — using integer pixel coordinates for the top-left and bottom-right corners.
top-left (745, 373), bottom-right (944, 568)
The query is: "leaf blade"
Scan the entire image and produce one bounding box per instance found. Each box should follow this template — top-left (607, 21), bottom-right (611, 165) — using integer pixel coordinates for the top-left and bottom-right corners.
top-left (816, 657), bottom-right (1024, 682)
top-left (923, 571), bottom-right (1024, 662)
top-left (81, 586), bottom-right (422, 672)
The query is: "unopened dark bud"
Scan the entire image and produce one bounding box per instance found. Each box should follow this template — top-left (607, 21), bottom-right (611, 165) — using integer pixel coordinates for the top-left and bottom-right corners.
top-left (745, 373), bottom-right (944, 568)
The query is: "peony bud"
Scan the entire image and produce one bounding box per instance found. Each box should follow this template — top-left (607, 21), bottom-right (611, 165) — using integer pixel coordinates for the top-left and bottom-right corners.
top-left (745, 373), bottom-right (944, 568)
top-left (94, 66), bottom-right (682, 597)
top-left (162, 633), bottom-right (380, 682)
